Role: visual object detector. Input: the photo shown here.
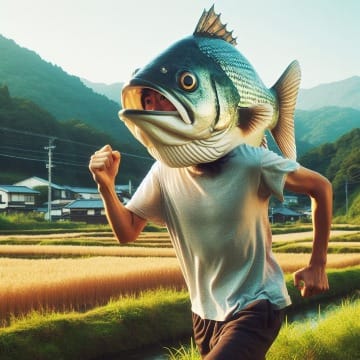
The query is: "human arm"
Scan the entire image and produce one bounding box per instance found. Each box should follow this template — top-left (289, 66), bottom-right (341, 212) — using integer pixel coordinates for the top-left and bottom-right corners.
top-left (284, 166), bottom-right (333, 298)
top-left (89, 145), bottom-right (147, 243)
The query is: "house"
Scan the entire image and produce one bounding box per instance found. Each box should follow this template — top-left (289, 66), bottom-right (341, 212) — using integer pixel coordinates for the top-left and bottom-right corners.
top-left (269, 207), bottom-right (303, 223)
top-left (283, 195), bottom-right (298, 206)
top-left (63, 199), bottom-right (106, 224)
top-left (0, 185), bottom-right (40, 213)
top-left (14, 177), bottom-right (130, 201)
top-left (14, 176), bottom-right (69, 200)
top-left (10, 176), bottom-right (132, 221)
top-left (63, 186), bottom-right (101, 200)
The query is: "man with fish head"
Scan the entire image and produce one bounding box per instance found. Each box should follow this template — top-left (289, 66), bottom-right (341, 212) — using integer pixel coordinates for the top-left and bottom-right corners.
top-left (89, 6), bottom-right (332, 359)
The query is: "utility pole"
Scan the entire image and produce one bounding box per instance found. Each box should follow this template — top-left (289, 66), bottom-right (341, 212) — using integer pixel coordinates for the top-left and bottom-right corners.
top-left (45, 138), bottom-right (56, 221)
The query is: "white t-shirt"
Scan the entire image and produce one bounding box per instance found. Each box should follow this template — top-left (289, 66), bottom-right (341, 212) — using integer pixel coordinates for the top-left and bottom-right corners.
top-left (126, 144), bottom-right (300, 321)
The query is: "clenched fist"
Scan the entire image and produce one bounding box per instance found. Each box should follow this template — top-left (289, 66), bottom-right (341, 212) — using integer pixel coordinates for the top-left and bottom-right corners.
top-left (89, 145), bottom-right (121, 188)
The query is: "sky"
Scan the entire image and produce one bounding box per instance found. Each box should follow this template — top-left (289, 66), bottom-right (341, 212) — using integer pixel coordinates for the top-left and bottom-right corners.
top-left (1, 0), bottom-right (359, 89)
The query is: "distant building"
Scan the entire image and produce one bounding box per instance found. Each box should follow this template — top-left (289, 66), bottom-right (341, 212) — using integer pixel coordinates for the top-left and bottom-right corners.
top-left (63, 199), bottom-right (106, 224)
top-left (0, 185), bottom-right (39, 213)
top-left (283, 195), bottom-right (298, 206)
top-left (4, 176), bottom-right (131, 221)
top-left (63, 186), bottom-right (101, 200)
top-left (14, 176), bottom-right (69, 200)
top-left (270, 207), bottom-right (303, 223)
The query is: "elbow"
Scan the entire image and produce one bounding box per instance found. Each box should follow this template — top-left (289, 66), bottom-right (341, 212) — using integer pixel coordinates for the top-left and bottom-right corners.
top-left (321, 176), bottom-right (333, 199)
top-left (113, 225), bottom-right (142, 244)
top-left (115, 232), bottom-right (137, 244)
top-left (310, 175), bottom-right (333, 205)
top-left (118, 237), bottom-right (136, 245)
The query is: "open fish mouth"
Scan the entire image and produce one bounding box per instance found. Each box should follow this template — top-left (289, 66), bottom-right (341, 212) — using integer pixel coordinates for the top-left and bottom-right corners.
top-left (120, 85), bottom-right (192, 125)
top-left (119, 84), bottom-right (214, 145)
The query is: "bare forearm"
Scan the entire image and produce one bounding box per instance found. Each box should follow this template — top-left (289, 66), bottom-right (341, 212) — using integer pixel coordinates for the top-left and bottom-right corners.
top-left (285, 167), bottom-right (333, 266)
top-left (89, 145), bottom-right (146, 243)
top-left (99, 184), bottom-right (144, 243)
top-left (286, 167), bottom-right (332, 297)
top-left (309, 177), bottom-right (333, 266)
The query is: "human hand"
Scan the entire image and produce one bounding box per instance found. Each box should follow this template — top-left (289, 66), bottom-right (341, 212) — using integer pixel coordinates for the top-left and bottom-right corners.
top-left (293, 264), bottom-right (329, 298)
top-left (89, 145), bottom-right (121, 189)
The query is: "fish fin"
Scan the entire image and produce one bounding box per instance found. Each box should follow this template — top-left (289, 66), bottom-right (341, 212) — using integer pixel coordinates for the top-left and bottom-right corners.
top-left (260, 134), bottom-right (268, 149)
top-left (271, 60), bottom-right (301, 160)
top-left (238, 104), bottom-right (273, 135)
top-left (194, 4), bottom-right (237, 46)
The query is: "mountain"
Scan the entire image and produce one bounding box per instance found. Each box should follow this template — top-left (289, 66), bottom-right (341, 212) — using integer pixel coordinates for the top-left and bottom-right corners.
top-left (0, 35), bottom-right (134, 146)
top-left (297, 76), bottom-right (360, 110)
top-left (299, 128), bottom-right (360, 216)
top-left (294, 106), bottom-right (360, 149)
top-left (81, 79), bottom-right (123, 104)
top-left (0, 34), bottom-right (358, 173)
top-left (0, 85), bottom-right (153, 186)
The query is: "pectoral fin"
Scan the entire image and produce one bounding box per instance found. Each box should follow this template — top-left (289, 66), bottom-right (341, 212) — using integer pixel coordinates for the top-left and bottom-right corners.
top-left (237, 103), bottom-right (273, 135)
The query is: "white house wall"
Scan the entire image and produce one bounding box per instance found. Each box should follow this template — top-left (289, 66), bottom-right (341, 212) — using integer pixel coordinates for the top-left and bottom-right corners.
top-left (0, 191), bottom-right (9, 209)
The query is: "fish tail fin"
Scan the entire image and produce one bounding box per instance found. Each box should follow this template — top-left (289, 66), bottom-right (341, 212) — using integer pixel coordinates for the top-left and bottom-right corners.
top-left (271, 60), bottom-right (301, 160)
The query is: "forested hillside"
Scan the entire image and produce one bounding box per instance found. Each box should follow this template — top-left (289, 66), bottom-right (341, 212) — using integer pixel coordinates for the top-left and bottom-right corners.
top-left (81, 78), bottom-right (123, 104)
top-left (0, 35), bottom-right (133, 146)
top-left (297, 76), bottom-right (360, 110)
top-left (0, 86), bottom-right (153, 186)
top-left (299, 128), bottom-right (360, 216)
top-left (294, 107), bottom-right (360, 150)
top-left (1, 34), bottom-right (359, 158)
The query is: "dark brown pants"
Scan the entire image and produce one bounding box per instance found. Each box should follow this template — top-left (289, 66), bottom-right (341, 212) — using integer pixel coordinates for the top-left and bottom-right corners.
top-left (192, 300), bottom-right (285, 360)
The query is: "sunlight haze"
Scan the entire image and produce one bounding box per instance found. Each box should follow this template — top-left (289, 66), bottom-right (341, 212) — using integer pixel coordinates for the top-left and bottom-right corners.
top-left (1, 0), bottom-right (359, 89)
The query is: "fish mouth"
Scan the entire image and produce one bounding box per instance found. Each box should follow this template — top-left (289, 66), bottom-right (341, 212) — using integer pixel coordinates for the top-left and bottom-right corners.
top-left (119, 82), bottom-right (212, 145)
top-left (120, 83), bottom-right (191, 124)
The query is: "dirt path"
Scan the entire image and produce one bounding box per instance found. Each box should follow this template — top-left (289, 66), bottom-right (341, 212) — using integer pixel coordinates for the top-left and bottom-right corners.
top-left (272, 230), bottom-right (357, 242)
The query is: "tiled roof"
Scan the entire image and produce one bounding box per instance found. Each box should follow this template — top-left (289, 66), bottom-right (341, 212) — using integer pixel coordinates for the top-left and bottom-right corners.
top-left (64, 199), bottom-right (104, 209)
top-left (64, 186), bottom-right (99, 194)
top-left (0, 185), bottom-right (40, 194)
top-left (272, 207), bottom-right (301, 216)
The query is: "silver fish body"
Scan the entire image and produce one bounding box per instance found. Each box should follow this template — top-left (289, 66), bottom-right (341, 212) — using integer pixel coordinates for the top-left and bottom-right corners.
top-left (120, 6), bottom-right (301, 167)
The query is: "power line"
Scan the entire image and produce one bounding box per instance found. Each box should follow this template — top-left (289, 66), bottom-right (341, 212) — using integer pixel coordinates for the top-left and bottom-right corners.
top-left (0, 152), bottom-right (46, 163)
top-left (0, 126), bottom-right (153, 160)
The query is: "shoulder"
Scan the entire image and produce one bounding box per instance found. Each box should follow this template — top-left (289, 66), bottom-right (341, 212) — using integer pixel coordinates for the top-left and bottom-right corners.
top-left (231, 144), bottom-right (299, 170)
top-left (230, 144), bottom-right (266, 165)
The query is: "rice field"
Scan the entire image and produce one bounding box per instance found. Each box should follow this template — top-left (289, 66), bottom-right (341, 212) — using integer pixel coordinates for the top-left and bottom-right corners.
top-left (0, 256), bottom-right (184, 325)
top-left (0, 229), bottom-right (359, 326)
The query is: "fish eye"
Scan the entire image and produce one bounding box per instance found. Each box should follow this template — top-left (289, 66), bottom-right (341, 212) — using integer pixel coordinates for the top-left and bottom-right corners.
top-left (178, 71), bottom-right (197, 92)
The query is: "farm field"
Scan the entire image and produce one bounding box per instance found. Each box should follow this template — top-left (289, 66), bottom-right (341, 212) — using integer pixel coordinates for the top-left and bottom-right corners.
top-left (0, 227), bottom-right (359, 359)
top-left (0, 229), bottom-right (359, 324)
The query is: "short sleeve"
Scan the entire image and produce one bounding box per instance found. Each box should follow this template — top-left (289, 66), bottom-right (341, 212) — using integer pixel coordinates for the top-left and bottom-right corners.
top-left (126, 162), bottom-right (165, 225)
top-left (260, 149), bottom-right (300, 201)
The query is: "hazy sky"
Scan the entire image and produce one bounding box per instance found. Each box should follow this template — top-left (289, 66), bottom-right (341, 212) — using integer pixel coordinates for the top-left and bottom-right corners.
top-left (1, 0), bottom-right (359, 89)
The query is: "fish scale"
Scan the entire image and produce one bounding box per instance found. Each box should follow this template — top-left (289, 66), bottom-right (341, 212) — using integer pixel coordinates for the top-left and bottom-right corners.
top-left (198, 38), bottom-right (276, 108)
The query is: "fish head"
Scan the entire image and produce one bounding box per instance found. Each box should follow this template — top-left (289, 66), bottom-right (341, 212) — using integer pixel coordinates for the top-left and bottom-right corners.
top-left (119, 36), bottom-right (241, 167)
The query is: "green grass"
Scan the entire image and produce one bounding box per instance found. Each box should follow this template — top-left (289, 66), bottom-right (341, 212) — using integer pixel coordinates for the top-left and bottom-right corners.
top-left (285, 266), bottom-right (360, 309)
top-left (0, 289), bottom-right (192, 360)
top-left (0, 267), bottom-right (359, 360)
top-left (167, 299), bottom-right (360, 360)
top-left (267, 298), bottom-right (360, 360)
top-left (0, 213), bottom-right (165, 234)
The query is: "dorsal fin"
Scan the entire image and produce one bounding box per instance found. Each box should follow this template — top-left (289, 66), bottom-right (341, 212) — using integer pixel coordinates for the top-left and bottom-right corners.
top-left (194, 5), bottom-right (237, 46)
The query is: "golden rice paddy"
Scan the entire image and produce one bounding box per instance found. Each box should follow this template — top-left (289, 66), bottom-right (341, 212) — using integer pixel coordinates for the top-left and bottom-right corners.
top-left (0, 230), bottom-right (359, 325)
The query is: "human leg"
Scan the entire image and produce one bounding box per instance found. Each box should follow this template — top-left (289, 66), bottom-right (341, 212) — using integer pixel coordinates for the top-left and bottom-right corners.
top-left (192, 300), bottom-right (285, 360)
